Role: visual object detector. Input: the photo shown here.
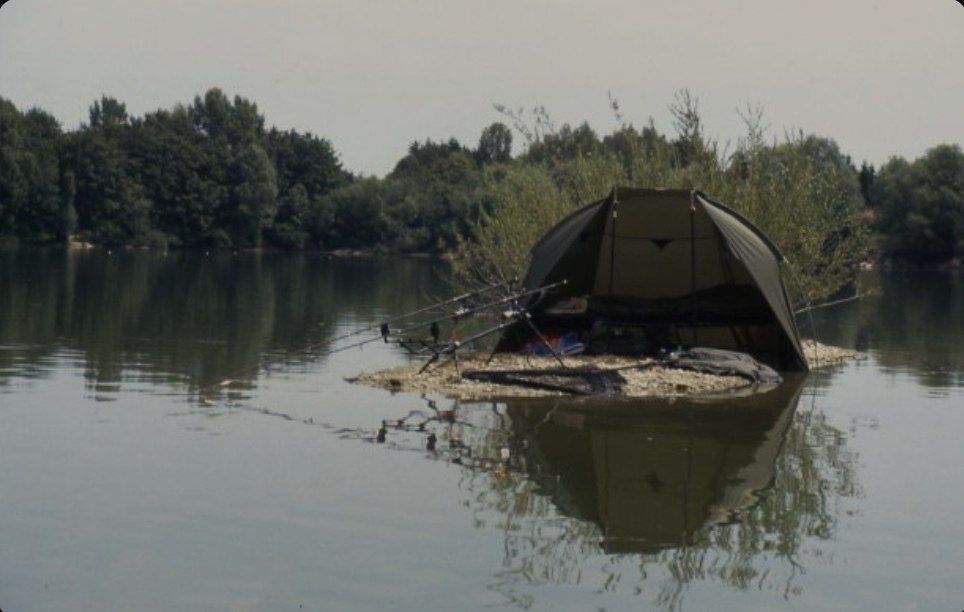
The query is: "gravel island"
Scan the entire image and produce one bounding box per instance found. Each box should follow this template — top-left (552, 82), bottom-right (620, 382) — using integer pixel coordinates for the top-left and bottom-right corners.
top-left (348, 340), bottom-right (859, 399)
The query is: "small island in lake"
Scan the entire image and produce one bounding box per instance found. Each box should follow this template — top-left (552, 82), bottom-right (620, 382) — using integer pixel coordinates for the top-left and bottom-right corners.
top-left (350, 339), bottom-right (858, 400)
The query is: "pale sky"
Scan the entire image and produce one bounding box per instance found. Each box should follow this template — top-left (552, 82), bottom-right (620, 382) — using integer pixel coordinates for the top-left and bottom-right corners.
top-left (1, 0), bottom-right (961, 176)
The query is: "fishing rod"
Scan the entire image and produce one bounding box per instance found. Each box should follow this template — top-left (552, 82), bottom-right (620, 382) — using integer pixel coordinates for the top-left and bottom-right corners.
top-left (418, 318), bottom-right (517, 374)
top-left (416, 283), bottom-right (571, 374)
top-left (450, 277), bottom-right (568, 321)
top-left (793, 290), bottom-right (862, 315)
top-left (193, 278), bottom-right (567, 399)
top-left (322, 278), bottom-right (514, 347)
top-left (188, 283), bottom-right (510, 399)
top-left (326, 279), bottom-right (568, 355)
top-left (389, 277), bottom-right (569, 343)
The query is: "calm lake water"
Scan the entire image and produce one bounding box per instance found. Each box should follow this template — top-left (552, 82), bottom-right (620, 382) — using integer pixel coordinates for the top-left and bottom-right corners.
top-left (1, 250), bottom-right (962, 612)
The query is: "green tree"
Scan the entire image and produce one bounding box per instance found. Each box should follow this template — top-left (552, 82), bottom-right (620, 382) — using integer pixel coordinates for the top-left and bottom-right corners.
top-left (391, 138), bottom-right (470, 179)
top-left (64, 98), bottom-right (153, 246)
top-left (267, 183), bottom-right (310, 249)
top-left (858, 161), bottom-right (876, 207)
top-left (190, 88), bottom-right (263, 150)
top-left (127, 105), bottom-right (227, 247)
top-left (267, 127), bottom-right (351, 199)
top-left (448, 162), bottom-right (572, 284)
top-left (18, 109), bottom-right (70, 242)
top-left (0, 99), bottom-right (69, 244)
top-left (712, 132), bottom-right (872, 302)
top-left (385, 138), bottom-right (486, 252)
top-left (310, 178), bottom-right (391, 251)
top-left (2, 90), bottom-right (364, 250)
top-left (669, 89), bottom-right (716, 169)
top-left (475, 122), bottom-right (513, 165)
top-left (874, 145), bottom-right (964, 264)
top-left (0, 98), bottom-right (30, 239)
top-left (89, 96), bottom-right (130, 131)
top-left (66, 128), bottom-right (150, 246)
top-left (523, 122), bottom-right (601, 165)
top-left (450, 94), bottom-right (873, 303)
top-left (266, 127), bottom-right (351, 249)
top-left (601, 119), bottom-right (673, 181)
top-left (223, 143), bottom-right (277, 248)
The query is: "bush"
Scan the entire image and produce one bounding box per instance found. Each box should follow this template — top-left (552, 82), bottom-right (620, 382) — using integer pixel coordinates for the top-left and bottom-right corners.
top-left (448, 98), bottom-right (873, 305)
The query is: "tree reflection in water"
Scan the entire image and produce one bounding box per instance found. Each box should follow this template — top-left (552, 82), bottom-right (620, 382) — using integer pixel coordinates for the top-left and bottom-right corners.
top-left (380, 377), bottom-right (860, 610)
top-left (0, 249), bottom-right (441, 400)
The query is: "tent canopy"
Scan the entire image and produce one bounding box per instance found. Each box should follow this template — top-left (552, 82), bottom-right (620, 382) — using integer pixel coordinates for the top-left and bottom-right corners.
top-left (498, 187), bottom-right (808, 371)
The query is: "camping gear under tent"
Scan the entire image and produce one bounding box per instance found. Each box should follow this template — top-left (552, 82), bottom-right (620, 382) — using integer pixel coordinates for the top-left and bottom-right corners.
top-left (496, 187), bottom-right (809, 371)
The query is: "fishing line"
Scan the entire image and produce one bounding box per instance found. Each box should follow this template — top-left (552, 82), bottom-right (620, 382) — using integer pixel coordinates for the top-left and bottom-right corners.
top-left (323, 279), bottom-right (512, 346)
top-left (189, 279), bottom-right (517, 399)
top-left (324, 279), bottom-right (565, 356)
top-left (414, 280), bottom-right (570, 374)
top-left (793, 291), bottom-right (862, 315)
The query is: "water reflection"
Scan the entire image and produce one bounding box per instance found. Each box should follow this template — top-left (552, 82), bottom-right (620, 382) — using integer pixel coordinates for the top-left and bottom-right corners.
top-left (1, 250), bottom-right (883, 610)
top-left (0, 249), bottom-right (442, 398)
top-left (506, 379), bottom-right (805, 554)
top-left (811, 270), bottom-right (964, 391)
top-left (14, 250), bottom-right (960, 401)
top-left (371, 378), bottom-right (861, 609)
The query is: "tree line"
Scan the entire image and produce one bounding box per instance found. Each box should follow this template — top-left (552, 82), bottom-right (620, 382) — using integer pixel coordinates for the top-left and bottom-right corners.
top-left (3, 90), bottom-right (338, 249)
top-left (0, 88), bottom-right (506, 252)
top-left (2, 88), bottom-right (963, 293)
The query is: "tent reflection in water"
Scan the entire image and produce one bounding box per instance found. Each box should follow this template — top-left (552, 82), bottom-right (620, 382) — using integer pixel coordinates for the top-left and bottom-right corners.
top-left (506, 376), bottom-right (805, 554)
top-left (495, 187), bottom-right (808, 371)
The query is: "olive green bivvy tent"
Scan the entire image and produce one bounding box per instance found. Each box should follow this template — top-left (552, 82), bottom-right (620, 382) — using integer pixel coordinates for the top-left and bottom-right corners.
top-left (497, 187), bottom-right (808, 371)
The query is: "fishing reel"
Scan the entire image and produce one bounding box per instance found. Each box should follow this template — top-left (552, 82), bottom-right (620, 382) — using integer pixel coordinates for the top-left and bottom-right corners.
top-left (500, 303), bottom-right (530, 322)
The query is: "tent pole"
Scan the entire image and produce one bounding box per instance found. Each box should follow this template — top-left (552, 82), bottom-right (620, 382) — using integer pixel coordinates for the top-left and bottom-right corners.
top-left (690, 190), bottom-right (698, 345)
top-left (609, 188), bottom-right (618, 295)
